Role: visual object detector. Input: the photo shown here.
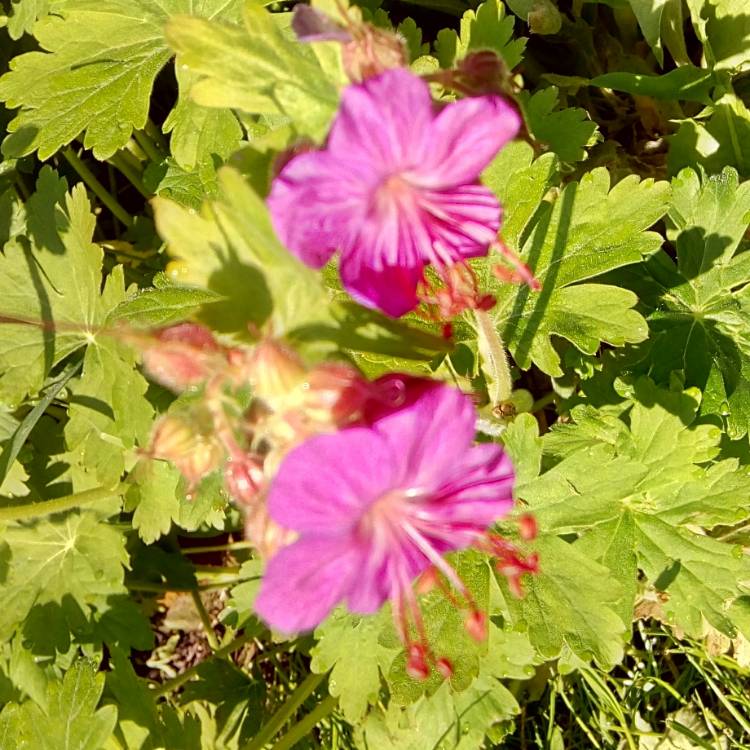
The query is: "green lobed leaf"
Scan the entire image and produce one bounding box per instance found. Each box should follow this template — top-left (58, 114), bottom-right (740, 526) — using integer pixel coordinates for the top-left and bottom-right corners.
top-left (6, 0), bottom-right (50, 40)
top-left (521, 378), bottom-right (750, 640)
top-left (311, 609), bottom-right (398, 724)
top-left (668, 94), bottom-right (750, 179)
top-left (0, 512), bottom-right (128, 641)
top-left (625, 167), bottom-right (750, 437)
top-left (434, 0), bottom-right (526, 70)
top-left (0, 168), bottom-right (107, 407)
top-left (124, 461), bottom-right (181, 545)
top-left (485, 167), bottom-right (670, 376)
top-left (0, 660), bottom-right (117, 750)
top-left (165, 1), bottom-right (340, 142)
top-left (518, 86), bottom-right (599, 163)
top-left (111, 285), bottom-right (223, 329)
top-left (501, 533), bottom-right (627, 668)
top-left (153, 165), bottom-right (334, 338)
top-left (0, 0), bottom-right (243, 160)
top-left (359, 677), bottom-right (518, 750)
top-left (163, 66), bottom-right (244, 172)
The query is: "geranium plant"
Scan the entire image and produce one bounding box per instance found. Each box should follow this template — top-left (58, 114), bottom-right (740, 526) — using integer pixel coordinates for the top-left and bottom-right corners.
top-left (1, 0), bottom-right (750, 746)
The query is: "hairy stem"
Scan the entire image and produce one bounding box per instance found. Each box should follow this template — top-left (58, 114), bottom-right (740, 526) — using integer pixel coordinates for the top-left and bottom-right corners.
top-left (190, 589), bottom-right (221, 651)
top-left (474, 309), bottom-right (513, 406)
top-left (63, 147), bottom-right (134, 226)
top-left (0, 483), bottom-right (124, 522)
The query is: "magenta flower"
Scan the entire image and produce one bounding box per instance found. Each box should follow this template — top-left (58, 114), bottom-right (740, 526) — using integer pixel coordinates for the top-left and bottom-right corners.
top-left (254, 377), bottom-right (527, 677)
top-left (267, 68), bottom-right (521, 317)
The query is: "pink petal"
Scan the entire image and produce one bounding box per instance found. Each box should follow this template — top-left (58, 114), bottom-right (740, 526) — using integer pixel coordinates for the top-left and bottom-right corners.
top-left (267, 427), bottom-right (398, 533)
top-left (339, 253), bottom-right (423, 317)
top-left (430, 443), bottom-right (515, 528)
top-left (267, 151), bottom-right (366, 268)
top-left (415, 95), bottom-right (521, 187)
top-left (327, 68), bottom-right (434, 170)
top-left (419, 184), bottom-right (501, 261)
top-left (254, 536), bottom-right (363, 633)
top-left (370, 381), bottom-right (479, 489)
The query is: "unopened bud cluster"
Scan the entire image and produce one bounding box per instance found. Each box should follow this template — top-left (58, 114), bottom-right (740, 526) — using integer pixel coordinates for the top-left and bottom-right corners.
top-left (136, 323), bottom-right (370, 555)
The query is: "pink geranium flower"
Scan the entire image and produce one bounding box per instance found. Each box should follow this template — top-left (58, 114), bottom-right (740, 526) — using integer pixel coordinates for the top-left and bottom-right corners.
top-left (267, 68), bottom-right (521, 317)
top-left (254, 377), bottom-right (535, 678)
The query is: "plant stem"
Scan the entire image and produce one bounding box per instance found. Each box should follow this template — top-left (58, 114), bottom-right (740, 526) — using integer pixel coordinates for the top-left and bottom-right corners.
top-left (0, 483), bottom-right (124, 522)
top-left (127, 576), bottom-right (257, 593)
top-left (133, 129), bottom-right (165, 164)
top-left (145, 117), bottom-right (169, 153)
top-left (243, 672), bottom-right (327, 750)
top-left (270, 696), bottom-right (338, 750)
top-left (473, 309), bottom-right (513, 406)
top-left (63, 147), bottom-right (134, 227)
top-left (190, 589), bottom-right (221, 651)
top-left (109, 152), bottom-right (151, 199)
top-left (531, 391), bottom-right (557, 413)
top-left (152, 629), bottom-right (258, 697)
top-left (182, 541), bottom-right (253, 555)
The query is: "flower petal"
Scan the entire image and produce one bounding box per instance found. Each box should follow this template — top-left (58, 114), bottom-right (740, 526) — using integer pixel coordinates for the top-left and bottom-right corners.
top-left (267, 150), bottom-right (365, 268)
top-left (254, 536), bottom-right (363, 633)
top-left (368, 380), bottom-right (478, 490)
top-left (415, 95), bottom-right (521, 187)
top-left (430, 443), bottom-right (515, 528)
top-left (339, 253), bottom-right (423, 317)
top-left (327, 68), bottom-right (434, 170)
top-left (419, 184), bottom-right (501, 262)
top-left (267, 426), bottom-right (398, 533)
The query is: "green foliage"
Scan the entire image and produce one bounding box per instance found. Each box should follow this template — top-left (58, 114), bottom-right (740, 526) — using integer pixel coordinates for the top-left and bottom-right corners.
top-left (434, 0), bottom-right (526, 70)
top-left (0, 0), bottom-right (243, 160)
top-left (0, 660), bottom-right (117, 749)
top-left (165, 2), bottom-right (340, 141)
top-left (625, 167), bottom-right (750, 437)
top-left (488, 166), bottom-right (670, 375)
top-left (2, 0), bottom-right (750, 747)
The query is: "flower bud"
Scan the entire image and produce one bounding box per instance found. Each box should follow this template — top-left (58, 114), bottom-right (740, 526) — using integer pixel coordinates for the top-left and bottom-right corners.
top-left (137, 323), bottom-right (227, 392)
top-left (342, 25), bottom-right (408, 82)
top-left (149, 415), bottom-right (224, 488)
top-left (302, 362), bottom-right (369, 427)
top-left (224, 453), bottom-right (265, 507)
top-left (244, 340), bottom-right (306, 405)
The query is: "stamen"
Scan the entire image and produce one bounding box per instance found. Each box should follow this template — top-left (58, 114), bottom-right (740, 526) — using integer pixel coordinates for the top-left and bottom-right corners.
top-left (492, 240), bottom-right (540, 291)
top-left (464, 610), bottom-right (488, 642)
top-left (402, 522), bottom-right (472, 601)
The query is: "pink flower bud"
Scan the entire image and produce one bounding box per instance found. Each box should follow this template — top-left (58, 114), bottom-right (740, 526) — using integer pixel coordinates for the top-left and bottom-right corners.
top-left (302, 362), bottom-right (369, 427)
top-left (342, 25), bottom-right (408, 82)
top-left (149, 415), bottom-right (224, 489)
top-left (137, 323), bottom-right (228, 392)
top-left (244, 340), bottom-right (306, 403)
top-left (224, 454), bottom-right (265, 506)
